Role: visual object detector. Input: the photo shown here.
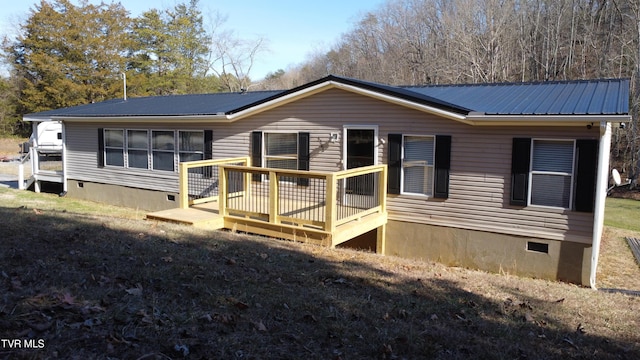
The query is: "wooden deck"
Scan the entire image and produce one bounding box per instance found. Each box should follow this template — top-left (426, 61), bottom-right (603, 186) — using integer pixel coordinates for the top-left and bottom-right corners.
top-left (147, 160), bottom-right (388, 251)
top-left (147, 197), bottom-right (387, 248)
top-left (146, 203), bottom-right (223, 228)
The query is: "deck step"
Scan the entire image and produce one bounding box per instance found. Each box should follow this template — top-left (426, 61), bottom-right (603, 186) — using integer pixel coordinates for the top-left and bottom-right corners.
top-left (626, 237), bottom-right (640, 267)
top-left (147, 207), bottom-right (224, 228)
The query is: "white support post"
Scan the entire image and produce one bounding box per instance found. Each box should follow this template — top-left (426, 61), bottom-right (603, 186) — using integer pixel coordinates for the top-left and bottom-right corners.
top-left (18, 163), bottom-right (24, 190)
top-left (590, 121), bottom-right (612, 289)
top-left (61, 122), bottom-right (67, 192)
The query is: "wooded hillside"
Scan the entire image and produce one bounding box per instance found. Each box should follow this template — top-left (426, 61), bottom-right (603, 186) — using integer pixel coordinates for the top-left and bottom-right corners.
top-left (260, 0), bottom-right (640, 181)
top-left (1, 0), bottom-right (639, 183)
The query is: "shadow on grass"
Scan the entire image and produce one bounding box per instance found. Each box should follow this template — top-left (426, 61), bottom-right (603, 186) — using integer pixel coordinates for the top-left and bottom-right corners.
top-left (0, 205), bottom-right (638, 359)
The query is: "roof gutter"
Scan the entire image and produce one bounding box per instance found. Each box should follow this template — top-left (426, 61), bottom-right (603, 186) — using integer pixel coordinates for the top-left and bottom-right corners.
top-left (34, 114), bottom-right (230, 123)
top-left (465, 113), bottom-right (631, 126)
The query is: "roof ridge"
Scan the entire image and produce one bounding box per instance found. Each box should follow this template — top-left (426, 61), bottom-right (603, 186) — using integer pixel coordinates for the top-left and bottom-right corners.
top-left (125, 89), bottom-right (285, 100)
top-left (402, 78), bottom-right (629, 89)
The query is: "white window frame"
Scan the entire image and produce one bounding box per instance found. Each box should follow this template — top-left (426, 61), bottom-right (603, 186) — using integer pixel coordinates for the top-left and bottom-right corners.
top-left (400, 134), bottom-right (435, 197)
top-left (528, 138), bottom-right (576, 209)
top-left (104, 128), bottom-right (125, 167)
top-left (151, 130), bottom-right (177, 172)
top-left (263, 132), bottom-right (298, 182)
top-left (341, 125), bottom-right (379, 170)
top-left (126, 129), bottom-right (150, 169)
top-left (102, 129), bottom-right (206, 172)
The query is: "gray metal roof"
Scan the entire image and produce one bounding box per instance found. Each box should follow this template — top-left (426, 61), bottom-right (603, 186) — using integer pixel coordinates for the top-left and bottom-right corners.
top-left (402, 79), bottom-right (629, 115)
top-left (25, 76), bottom-right (629, 120)
top-left (26, 90), bottom-right (283, 119)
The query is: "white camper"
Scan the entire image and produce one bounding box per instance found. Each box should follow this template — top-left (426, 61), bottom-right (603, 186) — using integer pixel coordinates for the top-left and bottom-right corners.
top-left (30, 121), bottom-right (63, 154)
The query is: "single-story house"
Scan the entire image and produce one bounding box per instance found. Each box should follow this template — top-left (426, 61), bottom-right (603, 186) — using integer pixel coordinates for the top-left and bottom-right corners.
top-left (23, 75), bottom-right (631, 287)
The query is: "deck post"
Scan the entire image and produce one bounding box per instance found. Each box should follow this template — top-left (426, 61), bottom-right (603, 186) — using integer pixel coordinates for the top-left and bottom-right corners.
top-left (376, 167), bottom-right (387, 254)
top-left (325, 173), bottom-right (338, 247)
top-left (31, 147), bottom-right (38, 178)
top-left (269, 170), bottom-right (279, 224)
top-left (244, 160), bottom-right (252, 199)
top-left (219, 165), bottom-right (228, 216)
top-left (376, 224), bottom-right (386, 255)
top-left (378, 166), bottom-right (387, 213)
top-left (178, 162), bottom-right (189, 209)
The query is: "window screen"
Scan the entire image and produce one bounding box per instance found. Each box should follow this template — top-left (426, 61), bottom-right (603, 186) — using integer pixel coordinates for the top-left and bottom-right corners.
top-left (104, 129), bottom-right (124, 166)
top-left (530, 140), bottom-right (574, 208)
top-left (179, 131), bottom-right (204, 163)
top-left (264, 133), bottom-right (298, 170)
top-left (152, 131), bottom-right (175, 171)
top-left (127, 130), bottom-right (149, 169)
top-left (402, 135), bottom-right (434, 196)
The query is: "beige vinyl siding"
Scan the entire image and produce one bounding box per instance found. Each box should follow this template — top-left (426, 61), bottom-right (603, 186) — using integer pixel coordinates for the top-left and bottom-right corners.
top-left (64, 88), bottom-right (597, 243)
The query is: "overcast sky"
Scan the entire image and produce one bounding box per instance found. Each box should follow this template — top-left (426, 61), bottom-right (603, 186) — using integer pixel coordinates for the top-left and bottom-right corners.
top-left (0, 0), bottom-right (382, 79)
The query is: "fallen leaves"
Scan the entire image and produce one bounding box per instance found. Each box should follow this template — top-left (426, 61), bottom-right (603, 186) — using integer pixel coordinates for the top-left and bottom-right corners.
top-left (124, 284), bottom-right (144, 297)
top-left (0, 188), bottom-right (637, 359)
top-left (233, 300), bottom-right (249, 310)
top-left (253, 320), bottom-right (267, 332)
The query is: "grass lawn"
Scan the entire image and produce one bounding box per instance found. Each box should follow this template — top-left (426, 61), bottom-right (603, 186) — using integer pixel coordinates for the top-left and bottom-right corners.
top-left (605, 197), bottom-right (640, 232)
top-left (0, 187), bottom-right (639, 359)
top-left (599, 197), bottom-right (640, 291)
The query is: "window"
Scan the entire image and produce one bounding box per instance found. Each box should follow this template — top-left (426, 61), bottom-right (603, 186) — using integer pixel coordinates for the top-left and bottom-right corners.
top-left (100, 129), bottom-right (209, 172)
top-left (179, 131), bottom-right (204, 163)
top-left (388, 134), bottom-right (451, 198)
top-left (104, 129), bottom-right (124, 166)
top-left (511, 137), bottom-right (598, 212)
top-left (264, 132), bottom-right (298, 170)
top-left (127, 130), bottom-right (149, 169)
top-left (530, 140), bottom-right (574, 208)
top-left (152, 131), bottom-right (175, 171)
top-left (251, 131), bottom-right (309, 185)
top-left (402, 135), bottom-right (434, 196)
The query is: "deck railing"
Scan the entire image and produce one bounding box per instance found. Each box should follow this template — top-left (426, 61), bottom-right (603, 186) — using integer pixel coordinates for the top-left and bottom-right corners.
top-left (18, 147), bottom-right (63, 191)
top-left (174, 158), bottom-right (387, 246)
top-left (218, 164), bottom-right (387, 234)
top-left (178, 157), bottom-right (250, 209)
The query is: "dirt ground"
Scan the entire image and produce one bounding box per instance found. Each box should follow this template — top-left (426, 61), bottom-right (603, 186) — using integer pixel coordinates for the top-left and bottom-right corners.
top-left (0, 189), bottom-right (639, 359)
top-left (610, 186), bottom-right (640, 200)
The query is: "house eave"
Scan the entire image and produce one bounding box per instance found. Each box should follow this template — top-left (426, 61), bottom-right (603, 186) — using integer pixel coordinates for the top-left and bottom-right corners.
top-left (39, 115), bottom-right (231, 123)
top-left (465, 113), bottom-right (631, 126)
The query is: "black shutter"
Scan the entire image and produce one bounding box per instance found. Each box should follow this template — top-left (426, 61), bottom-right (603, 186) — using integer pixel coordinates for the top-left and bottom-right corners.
top-left (434, 135), bottom-right (451, 199)
top-left (510, 138), bottom-right (531, 206)
top-left (251, 131), bottom-right (262, 182)
top-left (574, 139), bottom-right (599, 212)
top-left (297, 132), bottom-right (310, 186)
top-left (387, 134), bottom-right (402, 194)
top-left (203, 130), bottom-right (213, 178)
top-left (97, 128), bottom-right (104, 167)
top-left (204, 130), bottom-right (213, 160)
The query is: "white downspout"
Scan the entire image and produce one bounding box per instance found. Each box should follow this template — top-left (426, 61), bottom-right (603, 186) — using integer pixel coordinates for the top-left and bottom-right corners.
top-left (590, 121), bottom-right (612, 289)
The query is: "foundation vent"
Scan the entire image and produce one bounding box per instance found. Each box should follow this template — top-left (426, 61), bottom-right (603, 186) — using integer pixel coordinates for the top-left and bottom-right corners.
top-left (527, 241), bottom-right (549, 254)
